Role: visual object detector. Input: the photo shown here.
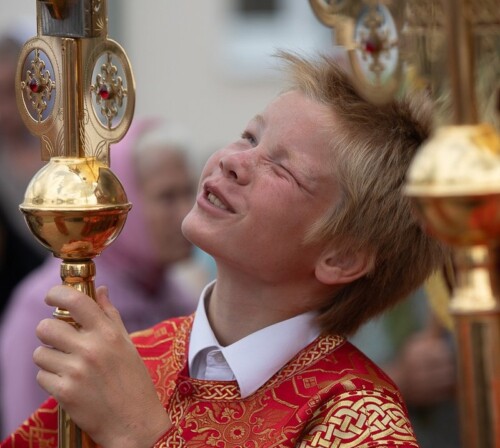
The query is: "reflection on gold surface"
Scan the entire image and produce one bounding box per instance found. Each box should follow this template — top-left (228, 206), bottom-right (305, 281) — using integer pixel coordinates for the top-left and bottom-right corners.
top-left (15, 1), bottom-right (135, 446)
top-left (407, 124), bottom-right (500, 196)
top-left (20, 157), bottom-right (130, 259)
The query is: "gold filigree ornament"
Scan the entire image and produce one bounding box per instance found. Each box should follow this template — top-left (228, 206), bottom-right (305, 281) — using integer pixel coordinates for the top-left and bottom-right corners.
top-left (17, 36), bottom-right (62, 157)
top-left (309, 0), bottom-right (405, 105)
top-left (84, 38), bottom-right (135, 162)
top-left (21, 48), bottom-right (57, 122)
top-left (90, 51), bottom-right (128, 130)
top-left (15, 0), bottom-right (135, 164)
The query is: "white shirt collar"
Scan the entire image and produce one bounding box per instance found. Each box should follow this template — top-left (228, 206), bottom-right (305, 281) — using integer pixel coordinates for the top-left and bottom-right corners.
top-left (188, 281), bottom-right (321, 398)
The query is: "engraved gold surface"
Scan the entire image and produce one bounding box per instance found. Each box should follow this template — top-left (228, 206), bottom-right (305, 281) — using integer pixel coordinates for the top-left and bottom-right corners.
top-left (404, 81), bottom-right (500, 448)
top-left (16, 2), bottom-right (135, 164)
top-left (14, 2), bottom-right (135, 447)
top-left (310, 0), bottom-right (499, 125)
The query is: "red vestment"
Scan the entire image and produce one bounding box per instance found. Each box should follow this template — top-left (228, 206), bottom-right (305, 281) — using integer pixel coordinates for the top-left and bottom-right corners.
top-left (2, 316), bottom-right (419, 447)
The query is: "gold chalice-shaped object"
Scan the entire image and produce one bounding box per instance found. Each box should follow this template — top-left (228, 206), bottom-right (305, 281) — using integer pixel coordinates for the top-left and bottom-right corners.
top-left (20, 157), bottom-right (131, 320)
top-left (406, 123), bottom-right (500, 447)
top-left (15, 0), bottom-right (135, 446)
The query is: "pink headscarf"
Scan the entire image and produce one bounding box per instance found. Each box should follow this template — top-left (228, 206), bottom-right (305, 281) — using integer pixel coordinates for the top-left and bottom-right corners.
top-left (99, 118), bottom-right (166, 290)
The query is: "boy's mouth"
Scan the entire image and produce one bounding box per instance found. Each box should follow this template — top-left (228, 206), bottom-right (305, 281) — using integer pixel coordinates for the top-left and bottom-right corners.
top-left (207, 192), bottom-right (228, 210)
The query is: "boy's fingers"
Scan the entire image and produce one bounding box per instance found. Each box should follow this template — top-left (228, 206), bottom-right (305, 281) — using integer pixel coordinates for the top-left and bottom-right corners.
top-left (36, 318), bottom-right (77, 353)
top-left (95, 285), bottom-right (126, 329)
top-left (45, 285), bottom-right (101, 329)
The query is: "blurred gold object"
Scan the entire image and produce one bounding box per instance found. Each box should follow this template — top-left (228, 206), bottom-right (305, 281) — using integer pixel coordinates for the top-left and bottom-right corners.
top-left (15, 1), bottom-right (135, 447)
top-left (406, 123), bottom-right (500, 447)
top-left (424, 270), bottom-right (454, 331)
top-left (309, 0), bottom-right (406, 105)
top-left (404, 0), bottom-right (499, 445)
top-left (310, 0), bottom-right (500, 446)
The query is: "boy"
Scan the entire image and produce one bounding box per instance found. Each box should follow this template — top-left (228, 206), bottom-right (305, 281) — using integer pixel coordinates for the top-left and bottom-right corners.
top-left (2, 53), bottom-right (445, 448)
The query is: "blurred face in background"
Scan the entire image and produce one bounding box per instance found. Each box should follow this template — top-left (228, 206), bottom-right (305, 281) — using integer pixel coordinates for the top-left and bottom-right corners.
top-left (137, 147), bottom-right (195, 265)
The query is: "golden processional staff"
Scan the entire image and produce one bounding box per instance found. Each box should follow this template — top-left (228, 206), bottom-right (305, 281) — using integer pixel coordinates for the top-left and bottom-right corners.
top-left (15, 0), bottom-right (135, 447)
top-left (309, 1), bottom-right (499, 447)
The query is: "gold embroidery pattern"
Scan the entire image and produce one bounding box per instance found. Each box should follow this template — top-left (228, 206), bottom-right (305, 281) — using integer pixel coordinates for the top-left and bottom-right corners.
top-left (171, 317), bottom-right (192, 369)
top-left (3, 317), bottom-right (419, 448)
top-left (177, 398), bottom-right (280, 448)
top-left (268, 335), bottom-right (344, 389)
top-left (133, 317), bottom-right (194, 405)
top-left (189, 380), bottom-right (240, 400)
top-left (153, 362), bottom-right (179, 405)
top-left (297, 390), bottom-right (418, 448)
top-left (3, 400), bottom-right (58, 448)
top-left (167, 394), bottom-right (188, 427)
top-left (133, 315), bottom-right (192, 371)
top-left (138, 320), bottom-right (415, 448)
top-left (155, 430), bottom-right (184, 448)
top-left (165, 383), bottom-right (243, 432)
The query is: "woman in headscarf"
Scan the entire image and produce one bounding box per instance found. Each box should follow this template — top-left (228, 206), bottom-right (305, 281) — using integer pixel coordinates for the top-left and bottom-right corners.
top-left (0, 120), bottom-right (198, 436)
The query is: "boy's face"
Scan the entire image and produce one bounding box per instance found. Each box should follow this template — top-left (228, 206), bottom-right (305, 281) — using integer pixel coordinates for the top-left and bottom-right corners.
top-left (182, 90), bottom-right (340, 282)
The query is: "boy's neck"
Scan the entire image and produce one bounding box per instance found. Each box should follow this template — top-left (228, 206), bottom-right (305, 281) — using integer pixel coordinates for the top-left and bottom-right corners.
top-left (206, 268), bottom-right (331, 346)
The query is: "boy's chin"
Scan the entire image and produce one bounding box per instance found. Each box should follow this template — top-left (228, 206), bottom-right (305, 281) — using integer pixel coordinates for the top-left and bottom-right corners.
top-left (181, 217), bottom-right (207, 251)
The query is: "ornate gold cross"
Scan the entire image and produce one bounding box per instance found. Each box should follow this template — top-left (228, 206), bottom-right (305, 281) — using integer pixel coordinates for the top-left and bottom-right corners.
top-left (16, 0), bottom-right (135, 164)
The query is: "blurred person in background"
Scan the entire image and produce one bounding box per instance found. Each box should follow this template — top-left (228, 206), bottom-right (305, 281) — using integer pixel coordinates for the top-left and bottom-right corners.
top-left (0, 24), bottom-right (45, 317)
top-left (0, 119), bottom-right (200, 436)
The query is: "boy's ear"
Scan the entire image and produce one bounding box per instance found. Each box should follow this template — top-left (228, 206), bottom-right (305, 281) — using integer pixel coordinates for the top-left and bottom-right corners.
top-left (315, 247), bottom-right (374, 286)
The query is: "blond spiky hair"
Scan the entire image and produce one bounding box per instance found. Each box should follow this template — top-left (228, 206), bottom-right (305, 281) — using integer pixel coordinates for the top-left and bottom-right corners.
top-left (278, 51), bottom-right (448, 335)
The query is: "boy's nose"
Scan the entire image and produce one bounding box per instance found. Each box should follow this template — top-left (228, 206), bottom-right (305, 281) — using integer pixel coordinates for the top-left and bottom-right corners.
top-left (219, 151), bottom-right (253, 185)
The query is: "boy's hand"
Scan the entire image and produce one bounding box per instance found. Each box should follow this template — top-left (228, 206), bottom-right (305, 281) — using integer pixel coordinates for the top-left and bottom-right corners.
top-left (34, 285), bottom-right (172, 448)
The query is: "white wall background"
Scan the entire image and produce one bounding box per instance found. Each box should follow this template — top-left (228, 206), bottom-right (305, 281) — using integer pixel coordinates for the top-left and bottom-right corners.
top-left (1, 0), bottom-right (332, 164)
